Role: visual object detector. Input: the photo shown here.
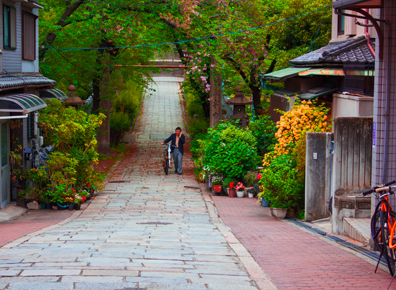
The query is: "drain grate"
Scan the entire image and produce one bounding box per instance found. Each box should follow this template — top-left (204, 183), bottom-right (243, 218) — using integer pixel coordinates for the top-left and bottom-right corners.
top-left (137, 222), bottom-right (173, 225)
top-left (109, 180), bottom-right (127, 183)
top-left (325, 235), bottom-right (346, 243)
top-left (184, 186), bottom-right (200, 189)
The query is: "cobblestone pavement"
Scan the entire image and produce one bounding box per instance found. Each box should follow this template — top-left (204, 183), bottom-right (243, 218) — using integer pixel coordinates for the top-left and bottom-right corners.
top-left (0, 77), bottom-right (272, 290)
top-left (212, 197), bottom-right (394, 290)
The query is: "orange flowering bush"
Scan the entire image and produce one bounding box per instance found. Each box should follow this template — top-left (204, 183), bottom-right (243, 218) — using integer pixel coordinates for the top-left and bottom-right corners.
top-left (263, 100), bottom-right (331, 166)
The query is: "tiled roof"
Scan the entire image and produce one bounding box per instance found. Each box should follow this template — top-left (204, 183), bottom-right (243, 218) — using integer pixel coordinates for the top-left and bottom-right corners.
top-left (0, 74), bottom-right (56, 91)
top-left (289, 35), bottom-right (375, 66)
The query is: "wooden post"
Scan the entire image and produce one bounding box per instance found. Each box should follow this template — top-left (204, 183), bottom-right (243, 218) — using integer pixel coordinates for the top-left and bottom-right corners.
top-left (210, 63), bottom-right (222, 128)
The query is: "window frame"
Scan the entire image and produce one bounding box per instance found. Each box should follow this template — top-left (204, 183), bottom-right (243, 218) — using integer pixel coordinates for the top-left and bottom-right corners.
top-left (3, 4), bottom-right (16, 50)
top-left (22, 11), bottom-right (37, 61)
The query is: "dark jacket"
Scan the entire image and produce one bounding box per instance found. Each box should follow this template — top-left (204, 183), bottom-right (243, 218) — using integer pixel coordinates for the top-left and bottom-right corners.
top-left (164, 133), bottom-right (185, 155)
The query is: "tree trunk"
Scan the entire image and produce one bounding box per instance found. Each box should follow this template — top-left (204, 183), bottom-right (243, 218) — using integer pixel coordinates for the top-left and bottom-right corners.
top-left (251, 85), bottom-right (263, 115)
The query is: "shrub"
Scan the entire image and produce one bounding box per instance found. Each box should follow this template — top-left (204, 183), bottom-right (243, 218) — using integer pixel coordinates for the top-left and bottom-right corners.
top-left (205, 121), bottom-right (258, 179)
top-left (190, 133), bottom-right (210, 182)
top-left (248, 115), bottom-right (277, 156)
top-left (189, 118), bottom-right (209, 138)
top-left (244, 171), bottom-right (258, 187)
top-left (110, 111), bottom-right (131, 146)
top-left (259, 154), bottom-right (304, 210)
top-left (113, 80), bottom-right (142, 122)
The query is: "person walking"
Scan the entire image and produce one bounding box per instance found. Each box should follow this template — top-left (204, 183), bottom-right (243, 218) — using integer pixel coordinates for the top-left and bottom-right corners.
top-left (161, 127), bottom-right (185, 175)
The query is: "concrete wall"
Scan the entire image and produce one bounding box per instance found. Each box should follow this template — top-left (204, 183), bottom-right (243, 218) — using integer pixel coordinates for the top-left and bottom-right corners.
top-left (332, 93), bottom-right (373, 118)
top-left (305, 132), bottom-right (333, 221)
top-left (331, 117), bottom-right (373, 234)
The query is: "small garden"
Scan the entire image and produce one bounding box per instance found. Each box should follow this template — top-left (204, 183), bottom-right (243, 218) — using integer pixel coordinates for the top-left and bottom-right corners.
top-left (190, 100), bottom-right (331, 219)
top-left (11, 99), bottom-right (106, 210)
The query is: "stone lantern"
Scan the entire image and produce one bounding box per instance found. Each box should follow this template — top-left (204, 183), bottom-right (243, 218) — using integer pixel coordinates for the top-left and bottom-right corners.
top-left (225, 87), bottom-right (253, 128)
top-left (67, 84), bottom-right (85, 107)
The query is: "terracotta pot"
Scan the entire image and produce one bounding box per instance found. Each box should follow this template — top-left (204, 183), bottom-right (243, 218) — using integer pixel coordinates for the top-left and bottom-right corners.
top-left (229, 188), bottom-right (236, 198)
top-left (272, 208), bottom-right (287, 219)
top-left (212, 185), bottom-right (222, 193)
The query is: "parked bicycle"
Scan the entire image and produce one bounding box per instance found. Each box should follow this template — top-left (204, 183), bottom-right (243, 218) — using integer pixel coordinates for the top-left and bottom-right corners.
top-left (364, 180), bottom-right (396, 277)
top-left (162, 143), bottom-right (175, 175)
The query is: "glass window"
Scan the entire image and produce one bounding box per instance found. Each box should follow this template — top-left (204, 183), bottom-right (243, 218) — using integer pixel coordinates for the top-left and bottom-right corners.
top-left (3, 5), bottom-right (16, 49)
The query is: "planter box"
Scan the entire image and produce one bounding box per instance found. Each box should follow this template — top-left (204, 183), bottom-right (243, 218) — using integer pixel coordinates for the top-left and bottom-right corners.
top-left (272, 208), bottom-right (287, 219)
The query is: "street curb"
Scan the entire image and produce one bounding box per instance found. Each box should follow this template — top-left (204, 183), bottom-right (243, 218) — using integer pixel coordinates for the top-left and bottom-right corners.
top-left (199, 183), bottom-right (278, 290)
top-left (0, 209), bottom-right (83, 252)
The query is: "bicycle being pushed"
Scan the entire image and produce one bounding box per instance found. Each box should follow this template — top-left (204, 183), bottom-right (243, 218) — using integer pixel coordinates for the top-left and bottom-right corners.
top-left (364, 180), bottom-right (396, 281)
top-left (162, 143), bottom-right (175, 175)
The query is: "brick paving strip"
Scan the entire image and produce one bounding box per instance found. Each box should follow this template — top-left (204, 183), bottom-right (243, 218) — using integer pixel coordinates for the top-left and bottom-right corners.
top-left (0, 76), bottom-right (276, 290)
top-left (211, 197), bottom-right (395, 290)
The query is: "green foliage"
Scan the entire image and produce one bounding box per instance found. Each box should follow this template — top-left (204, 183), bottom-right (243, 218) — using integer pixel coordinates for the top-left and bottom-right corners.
top-left (190, 133), bottom-right (210, 182)
top-left (110, 111), bottom-right (131, 146)
top-left (248, 115), bottom-right (277, 156)
top-left (212, 178), bottom-right (223, 185)
top-left (244, 171), bottom-right (258, 187)
top-left (183, 83), bottom-right (209, 138)
top-left (259, 154), bottom-right (304, 209)
top-left (296, 210), bottom-right (305, 220)
top-left (205, 121), bottom-right (258, 179)
top-left (110, 80), bottom-right (143, 145)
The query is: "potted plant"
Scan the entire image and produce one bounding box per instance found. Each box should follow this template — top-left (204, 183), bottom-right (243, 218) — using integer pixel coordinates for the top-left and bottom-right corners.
top-left (212, 178), bottom-right (223, 195)
top-left (228, 182), bottom-right (236, 197)
top-left (235, 182), bottom-right (245, 198)
top-left (65, 197), bottom-right (74, 210)
top-left (223, 177), bottom-right (234, 195)
top-left (246, 187), bottom-right (258, 198)
top-left (74, 193), bottom-right (86, 210)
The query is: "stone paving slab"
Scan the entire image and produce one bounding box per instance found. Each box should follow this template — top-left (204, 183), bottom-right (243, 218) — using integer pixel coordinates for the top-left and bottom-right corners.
top-left (0, 76), bottom-right (273, 290)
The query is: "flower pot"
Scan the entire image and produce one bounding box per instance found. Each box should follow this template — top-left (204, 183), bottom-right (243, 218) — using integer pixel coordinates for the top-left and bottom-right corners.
top-left (212, 185), bottom-right (222, 194)
top-left (74, 204), bottom-right (81, 210)
top-left (261, 198), bottom-right (269, 207)
top-left (229, 188), bottom-right (236, 198)
top-left (40, 203), bottom-right (46, 210)
top-left (226, 188), bottom-right (230, 196)
top-left (236, 191), bottom-right (245, 198)
top-left (57, 202), bottom-right (68, 210)
top-left (45, 202), bottom-right (52, 210)
top-left (248, 193), bottom-right (254, 198)
top-left (68, 203), bottom-right (75, 210)
top-left (272, 208), bottom-right (287, 219)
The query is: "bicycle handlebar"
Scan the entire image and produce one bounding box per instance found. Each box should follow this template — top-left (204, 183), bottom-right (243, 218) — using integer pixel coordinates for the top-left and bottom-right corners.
top-left (363, 180), bottom-right (396, 196)
top-left (162, 143), bottom-right (176, 147)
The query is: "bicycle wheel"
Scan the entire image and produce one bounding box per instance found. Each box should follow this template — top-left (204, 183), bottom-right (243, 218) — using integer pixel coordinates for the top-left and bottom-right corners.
top-left (371, 202), bottom-right (396, 250)
top-left (164, 157), bottom-right (169, 175)
top-left (380, 207), bottom-right (396, 276)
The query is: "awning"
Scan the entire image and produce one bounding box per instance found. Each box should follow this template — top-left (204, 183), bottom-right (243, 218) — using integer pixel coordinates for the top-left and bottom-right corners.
top-left (298, 68), bottom-right (375, 77)
top-left (0, 94), bottom-right (47, 113)
top-left (273, 89), bottom-right (301, 98)
top-left (39, 88), bottom-right (68, 102)
top-left (298, 87), bottom-right (338, 100)
top-left (333, 0), bottom-right (382, 9)
top-left (263, 67), bottom-right (310, 81)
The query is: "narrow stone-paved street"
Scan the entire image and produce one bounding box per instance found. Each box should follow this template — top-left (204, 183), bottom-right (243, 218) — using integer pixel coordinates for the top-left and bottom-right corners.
top-left (0, 77), bottom-right (274, 290)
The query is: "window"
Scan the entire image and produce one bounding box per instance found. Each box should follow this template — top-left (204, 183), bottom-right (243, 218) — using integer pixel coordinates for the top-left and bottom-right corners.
top-left (338, 10), bottom-right (345, 35)
top-left (3, 5), bottom-right (16, 49)
top-left (22, 12), bottom-right (36, 60)
top-left (27, 112), bottom-right (35, 140)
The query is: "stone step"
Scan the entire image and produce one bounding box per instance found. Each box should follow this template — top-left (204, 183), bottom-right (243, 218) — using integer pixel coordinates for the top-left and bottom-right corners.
top-left (343, 217), bottom-right (371, 244)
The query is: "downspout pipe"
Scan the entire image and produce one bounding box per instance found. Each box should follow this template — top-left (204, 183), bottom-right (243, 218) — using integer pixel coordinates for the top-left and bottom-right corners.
top-left (382, 22), bottom-right (391, 184)
top-left (365, 9), bottom-right (376, 56)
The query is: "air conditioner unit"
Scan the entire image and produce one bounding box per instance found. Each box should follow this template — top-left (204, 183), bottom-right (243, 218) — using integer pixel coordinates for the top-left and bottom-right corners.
top-left (38, 136), bottom-right (44, 147)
